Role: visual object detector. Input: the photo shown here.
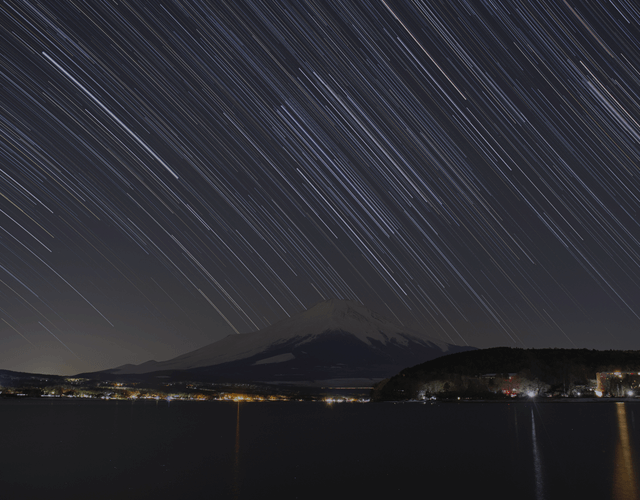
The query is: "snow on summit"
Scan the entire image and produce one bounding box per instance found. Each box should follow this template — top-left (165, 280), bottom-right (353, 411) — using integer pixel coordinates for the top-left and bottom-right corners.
top-left (294, 299), bottom-right (448, 348)
top-left (113, 299), bottom-right (458, 375)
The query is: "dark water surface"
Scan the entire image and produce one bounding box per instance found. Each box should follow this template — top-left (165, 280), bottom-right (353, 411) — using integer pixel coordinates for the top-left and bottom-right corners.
top-left (0, 399), bottom-right (638, 499)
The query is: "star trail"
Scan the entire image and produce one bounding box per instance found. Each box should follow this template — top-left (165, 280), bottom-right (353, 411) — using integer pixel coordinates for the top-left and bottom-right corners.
top-left (2, 0), bottom-right (640, 374)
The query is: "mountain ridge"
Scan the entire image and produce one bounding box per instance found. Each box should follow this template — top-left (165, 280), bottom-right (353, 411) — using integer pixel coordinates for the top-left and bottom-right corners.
top-left (93, 299), bottom-right (474, 381)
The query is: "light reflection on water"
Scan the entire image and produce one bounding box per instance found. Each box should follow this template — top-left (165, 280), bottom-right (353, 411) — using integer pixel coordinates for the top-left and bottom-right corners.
top-left (531, 408), bottom-right (544, 500)
top-left (613, 402), bottom-right (639, 500)
top-left (233, 402), bottom-right (241, 500)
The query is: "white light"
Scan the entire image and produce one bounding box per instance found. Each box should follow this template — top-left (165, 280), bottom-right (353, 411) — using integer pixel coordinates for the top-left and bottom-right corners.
top-left (629, 391), bottom-right (634, 397)
top-left (595, 390), bottom-right (603, 397)
top-left (527, 391), bottom-right (535, 398)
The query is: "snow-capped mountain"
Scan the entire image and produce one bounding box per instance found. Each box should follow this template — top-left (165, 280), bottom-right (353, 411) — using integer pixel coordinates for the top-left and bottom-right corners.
top-left (109, 299), bottom-right (474, 381)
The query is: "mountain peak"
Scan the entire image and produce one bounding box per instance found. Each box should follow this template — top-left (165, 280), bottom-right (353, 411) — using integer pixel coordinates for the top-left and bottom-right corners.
top-left (108, 298), bottom-right (472, 377)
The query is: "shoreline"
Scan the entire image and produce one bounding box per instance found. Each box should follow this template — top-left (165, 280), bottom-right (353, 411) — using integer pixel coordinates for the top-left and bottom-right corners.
top-left (417, 397), bottom-right (640, 403)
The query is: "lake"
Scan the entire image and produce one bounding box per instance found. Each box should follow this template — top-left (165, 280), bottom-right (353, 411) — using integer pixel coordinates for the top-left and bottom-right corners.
top-left (0, 399), bottom-right (637, 499)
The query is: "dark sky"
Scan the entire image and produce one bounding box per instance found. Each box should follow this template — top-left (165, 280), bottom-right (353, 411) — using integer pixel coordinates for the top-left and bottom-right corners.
top-left (2, 1), bottom-right (640, 375)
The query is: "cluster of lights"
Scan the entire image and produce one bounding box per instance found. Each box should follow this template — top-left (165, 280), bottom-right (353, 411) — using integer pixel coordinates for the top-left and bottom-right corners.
top-left (324, 397), bottom-right (360, 404)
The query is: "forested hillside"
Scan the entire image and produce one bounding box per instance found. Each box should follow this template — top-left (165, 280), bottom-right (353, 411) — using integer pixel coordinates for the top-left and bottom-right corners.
top-left (372, 348), bottom-right (640, 401)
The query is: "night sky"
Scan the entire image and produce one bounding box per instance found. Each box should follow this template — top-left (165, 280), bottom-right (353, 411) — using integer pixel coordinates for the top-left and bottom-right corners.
top-left (3, 1), bottom-right (640, 375)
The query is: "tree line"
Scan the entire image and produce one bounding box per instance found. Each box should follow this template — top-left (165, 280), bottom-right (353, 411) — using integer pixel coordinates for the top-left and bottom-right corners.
top-left (372, 347), bottom-right (640, 401)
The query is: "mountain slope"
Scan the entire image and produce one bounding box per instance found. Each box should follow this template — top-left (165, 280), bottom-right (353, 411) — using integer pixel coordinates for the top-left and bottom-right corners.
top-left (105, 299), bottom-right (475, 381)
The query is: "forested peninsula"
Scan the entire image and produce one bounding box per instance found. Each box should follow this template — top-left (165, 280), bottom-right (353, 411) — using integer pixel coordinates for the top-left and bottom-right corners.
top-left (372, 347), bottom-right (640, 401)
